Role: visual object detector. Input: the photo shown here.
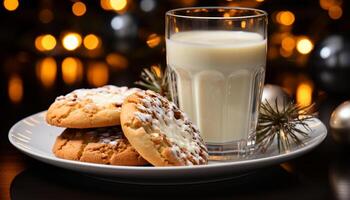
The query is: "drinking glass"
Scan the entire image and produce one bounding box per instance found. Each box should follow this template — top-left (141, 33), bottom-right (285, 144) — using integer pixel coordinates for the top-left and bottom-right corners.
top-left (165, 7), bottom-right (267, 160)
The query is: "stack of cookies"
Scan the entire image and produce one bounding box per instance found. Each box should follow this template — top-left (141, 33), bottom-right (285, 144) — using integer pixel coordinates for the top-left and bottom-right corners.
top-left (46, 85), bottom-right (208, 166)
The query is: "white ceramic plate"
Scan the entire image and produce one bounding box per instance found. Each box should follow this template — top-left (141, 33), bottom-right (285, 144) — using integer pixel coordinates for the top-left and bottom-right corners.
top-left (9, 111), bottom-right (327, 184)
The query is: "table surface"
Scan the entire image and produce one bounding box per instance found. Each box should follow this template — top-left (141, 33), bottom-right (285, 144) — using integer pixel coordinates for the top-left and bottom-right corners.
top-left (1, 97), bottom-right (350, 200)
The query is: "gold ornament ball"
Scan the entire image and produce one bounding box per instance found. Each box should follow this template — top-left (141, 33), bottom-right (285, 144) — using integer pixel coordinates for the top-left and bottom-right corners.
top-left (330, 101), bottom-right (350, 144)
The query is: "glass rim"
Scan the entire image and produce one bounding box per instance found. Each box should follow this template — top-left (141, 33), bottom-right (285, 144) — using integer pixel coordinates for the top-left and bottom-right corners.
top-left (166, 6), bottom-right (267, 20)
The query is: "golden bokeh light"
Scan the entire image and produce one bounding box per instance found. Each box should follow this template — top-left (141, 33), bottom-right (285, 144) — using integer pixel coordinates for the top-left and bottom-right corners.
top-left (296, 82), bottom-right (313, 107)
top-left (277, 11), bottom-right (295, 26)
top-left (328, 5), bottom-right (342, 19)
top-left (35, 36), bottom-right (44, 51)
top-left (8, 74), bottom-right (23, 104)
top-left (146, 33), bottom-right (161, 48)
top-left (224, 19), bottom-right (233, 26)
top-left (35, 34), bottom-right (56, 51)
top-left (100, 0), bottom-right (112, 10)
top-left (280, 47), bottom-right (293, 58)
top-left (319, 0), bottom-right (341, 10)
top-left (109, 0), bottom-right (127, 11)
top-left (41, 34), bottom-right (56, 50)
top-left (320, 0), bottom-right (331, 10)
top-left (256, 0), bottom-right (264, 2)
top-left (83, 34), bottom-right (100, 50)
top-left (106, 53), bottom-right (128, 70)
top-left (281, 36), bottom-right (295, 51)
top-left (223, 12), bottom-right (230, 17)
top-left (179, 0), bottom-right (197, 6)
top-left (62, 33), bottom-right (82, 51)
top-left (36, 57), bottom-right (57, 88)
top-left (3, 0), bottom-right (19, 11)
top-left (296, 38), bottom-right (314, 55)
top-left (275, 12), bottom-right (281, 23)
top-left (38, 9), bottom-right (54, 23)
top-left (62, 57), bottom-right (83, 85)
top-left (72, 1), bottom-right (86, 16)
top-left (87, 62), bottom-right (109, 87)
top-left (151, 65), bottom-right (161, 77)
top-left (241, 21), bottom-right (247, 29)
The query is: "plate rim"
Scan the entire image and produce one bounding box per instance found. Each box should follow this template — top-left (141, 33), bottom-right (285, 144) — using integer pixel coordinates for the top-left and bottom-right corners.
top-left (8, 111), bottom-right (328, 171)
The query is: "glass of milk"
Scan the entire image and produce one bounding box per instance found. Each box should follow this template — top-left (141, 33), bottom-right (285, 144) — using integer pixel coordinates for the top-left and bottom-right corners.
top-left (165, 7), bottom-right (267, 160)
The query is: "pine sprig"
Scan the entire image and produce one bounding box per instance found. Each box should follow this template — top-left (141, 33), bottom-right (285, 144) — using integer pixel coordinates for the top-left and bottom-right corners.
top-left (256, 98), bottom-right (316, 153)
top-left (135, 65), bottom-right (170, 99)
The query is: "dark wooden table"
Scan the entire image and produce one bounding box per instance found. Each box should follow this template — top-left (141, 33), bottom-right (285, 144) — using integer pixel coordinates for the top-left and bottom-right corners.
top-left (1, 96), bottom-right (350, 200)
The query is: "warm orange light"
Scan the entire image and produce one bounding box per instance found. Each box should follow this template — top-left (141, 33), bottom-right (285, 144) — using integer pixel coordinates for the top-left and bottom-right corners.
top-left (296, 82), bottom-right (313, 107)
top-left (41, 34), bottom-right (56, 50)
top-left (87, 62), bottom-right (109, 87)
top-left (280, 48), bottom-right (293, 58)
top-left (83, 34), bottom-right (100, 50)
top-left (256, 0), bottom-right (264, 2)
top-left (146, 33), bottom-right (161, 48)
top-left (296, 38), bottom-right (314, 55)
top-left (8, 74), bottom-right (23, 104)
top-left (277, 11), bottom-right (295, 26)
top-left (329, 5), bottom-right (342, 19)
top-left (62, 57), bottom-right (83, 85)
top-left (225, 20), bottom-right (233, 26)
top-left (36, 57), bottom-right (57, 88)
top-left (35, 34), bottom-right (56, 51)
top-left (319, 0), bottom-right (340, 10)
top-left (38, 9), bottom-right (54, 23)
top-left (281, 36), bottom-right (295, 51)
top-left (109, 0), bottom-right (127, 11)
top-left (3, 0), bottom-right (19, 11)
top-left (72, 1), bottom-right (86, 16)
top-left (223, 12), bottom-right (230, 17)
top-left (62, 33), bottom-right (82, 51)
top-left (106, 53), bottom-right (128, 70)
top-left (151, 65), bottom-right (161, 77)
top-left (241, 21), bottom-right (246, 29)
top-left (35, 36), bottom-right (44, 51)
top-left (100, 0), bottom-right (112, 10)
top-left (179, 0), bottom-right (197, 6)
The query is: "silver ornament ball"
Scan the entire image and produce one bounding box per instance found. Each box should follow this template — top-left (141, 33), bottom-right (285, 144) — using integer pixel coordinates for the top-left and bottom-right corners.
top-left (330, 101), bottom-right (350, 144)
top-left (261, 84), bottom-right (290, 111)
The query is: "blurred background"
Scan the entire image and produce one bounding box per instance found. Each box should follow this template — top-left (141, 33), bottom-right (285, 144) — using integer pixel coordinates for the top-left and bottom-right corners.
top-left (0, 0), bottom-right (349, 133)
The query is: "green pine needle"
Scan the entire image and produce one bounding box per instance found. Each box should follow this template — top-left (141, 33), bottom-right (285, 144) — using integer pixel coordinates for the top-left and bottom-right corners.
top-left (256, 98), bottom-right (316, 153)
top-left (135, 65), bottom-right (170, 99)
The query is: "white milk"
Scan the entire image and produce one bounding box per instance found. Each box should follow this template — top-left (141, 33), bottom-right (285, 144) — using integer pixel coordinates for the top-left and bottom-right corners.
top-left (166, 31), bottom-right (266, 144)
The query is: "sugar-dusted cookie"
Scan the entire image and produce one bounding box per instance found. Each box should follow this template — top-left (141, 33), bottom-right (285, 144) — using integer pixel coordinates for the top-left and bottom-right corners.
top-left (121, 90), bottom-right (208, 166)
top-left (46, 85), bottom-right (140, 128)
top-left (52, 126), bottom-right (148, 166)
